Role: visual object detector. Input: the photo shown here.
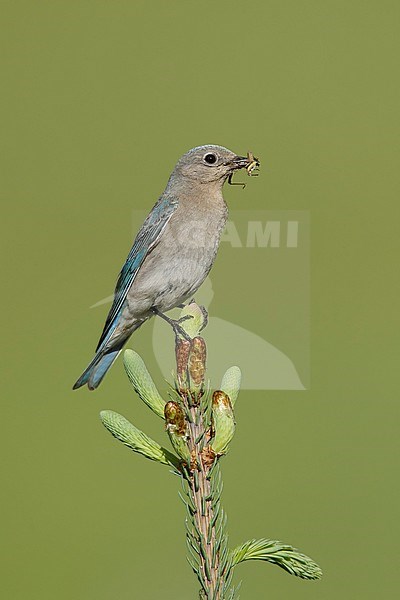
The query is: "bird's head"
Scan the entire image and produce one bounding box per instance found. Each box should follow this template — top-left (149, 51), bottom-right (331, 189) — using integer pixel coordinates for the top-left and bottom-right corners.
top-left (171, 145), bottom-right (259, 187)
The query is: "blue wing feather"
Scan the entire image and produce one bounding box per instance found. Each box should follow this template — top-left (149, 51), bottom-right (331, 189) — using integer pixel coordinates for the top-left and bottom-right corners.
top-left (95, 195), bottom-right (179, 351)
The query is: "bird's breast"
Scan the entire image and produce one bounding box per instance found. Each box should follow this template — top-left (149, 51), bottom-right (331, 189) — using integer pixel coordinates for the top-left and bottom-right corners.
top-left (127, 196), bottom-right (228, 314)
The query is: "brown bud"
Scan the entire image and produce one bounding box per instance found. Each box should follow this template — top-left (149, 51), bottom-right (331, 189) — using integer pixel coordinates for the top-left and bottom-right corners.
top-left (164, 401), bottom-right (186, 436)
top-left (175, 338), bottom-right (191, 389)
top-left (164, 401), bottom-right (189, 461)
top-left (211, 390), bottom-right (235, 455)
top-left (200, 446), bottom-right (216, 470)
top-left (188, 336), bottom-right (207, 387)
top-left (190, 449), bottom-right (198, 472)
top-left (212, 390), bottom-right (231, 409)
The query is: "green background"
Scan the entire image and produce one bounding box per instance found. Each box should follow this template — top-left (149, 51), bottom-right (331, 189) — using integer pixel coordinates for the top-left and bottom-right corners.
top-left (2, 1), bottom-right (398, 598)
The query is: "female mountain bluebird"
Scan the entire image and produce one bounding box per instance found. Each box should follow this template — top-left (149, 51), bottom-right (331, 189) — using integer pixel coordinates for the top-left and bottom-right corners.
top-left (73, 145), bottom-right (258, 390)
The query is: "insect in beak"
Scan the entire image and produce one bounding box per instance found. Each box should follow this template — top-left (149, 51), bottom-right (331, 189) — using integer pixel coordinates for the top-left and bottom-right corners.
top-left (246, 151), bottom-right (260, 176)
top-left (228, 151), bottom-right (260, 188)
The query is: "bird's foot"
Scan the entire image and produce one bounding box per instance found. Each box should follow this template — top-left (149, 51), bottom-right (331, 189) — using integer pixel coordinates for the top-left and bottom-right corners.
top-left (198, 305), bottom-right (208, 330)
top-left (176, 302), bottom-right (208, 331)
top-left (174, 316), bottom-right (194, 342)
top-left (151, 308), bottom-right (193, 342)
top-left (177, 314), bottom-right (193, 324)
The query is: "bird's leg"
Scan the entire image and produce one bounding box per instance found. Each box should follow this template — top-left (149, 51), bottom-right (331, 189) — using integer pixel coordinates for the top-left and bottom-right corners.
top-left (151, 308), bottom-right (193, 342)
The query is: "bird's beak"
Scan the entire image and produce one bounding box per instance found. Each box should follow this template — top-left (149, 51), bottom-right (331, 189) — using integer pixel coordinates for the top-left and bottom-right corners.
top-left (226, 152), bottom-right (260, 173)
top-left (230, 156), bottom-right (250, 170)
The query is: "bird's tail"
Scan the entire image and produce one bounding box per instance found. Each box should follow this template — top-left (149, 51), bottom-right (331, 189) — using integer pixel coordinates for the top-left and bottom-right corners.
top-left (73, 344), bottom-right (124, 390)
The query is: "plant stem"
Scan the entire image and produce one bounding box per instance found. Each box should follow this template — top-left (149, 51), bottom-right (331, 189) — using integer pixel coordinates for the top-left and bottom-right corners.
top-left (176, 333), bottom-right (230, 599)
top-left (189, 405), bottom-right (222, 597)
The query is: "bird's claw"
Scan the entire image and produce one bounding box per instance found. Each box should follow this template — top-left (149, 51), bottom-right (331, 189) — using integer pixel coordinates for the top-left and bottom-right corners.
top-left (178, 315), bottom-right (194, 324)
top-left (172, 322), bottom-right (192, 342)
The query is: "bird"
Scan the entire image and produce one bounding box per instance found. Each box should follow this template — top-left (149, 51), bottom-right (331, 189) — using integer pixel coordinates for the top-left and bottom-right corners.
top-left (73, 144), bottom-right (258, 390)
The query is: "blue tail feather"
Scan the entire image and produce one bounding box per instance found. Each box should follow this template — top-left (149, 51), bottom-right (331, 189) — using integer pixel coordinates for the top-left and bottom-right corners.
top-left (88, 349), bottom-right (121, 389)
top-left (73, 345), bottom-right (123, 390)
top-left (73, 320), bottom-right (145, 391)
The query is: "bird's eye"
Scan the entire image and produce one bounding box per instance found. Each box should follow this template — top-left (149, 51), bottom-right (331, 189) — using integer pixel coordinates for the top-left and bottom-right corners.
top-left (203, 153), bottom-right (217, 165)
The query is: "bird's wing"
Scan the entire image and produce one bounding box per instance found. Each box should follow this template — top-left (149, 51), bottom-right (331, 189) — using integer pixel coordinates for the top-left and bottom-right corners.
top-left (96, 196), bottom-right (179, 351)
